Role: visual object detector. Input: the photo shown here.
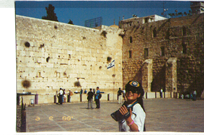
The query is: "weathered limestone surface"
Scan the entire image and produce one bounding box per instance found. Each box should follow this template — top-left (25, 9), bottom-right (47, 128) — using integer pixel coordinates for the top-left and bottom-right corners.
top-left (16, 15), bottom-right (123, 104)
top-left (16, 13), bottom-right (204, 104)
top-left (121, 14), bottom-right (204, 96)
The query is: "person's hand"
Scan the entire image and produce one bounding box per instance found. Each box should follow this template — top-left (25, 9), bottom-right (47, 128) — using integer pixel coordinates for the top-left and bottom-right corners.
top-left (119, 105), bottom-right (132, 120)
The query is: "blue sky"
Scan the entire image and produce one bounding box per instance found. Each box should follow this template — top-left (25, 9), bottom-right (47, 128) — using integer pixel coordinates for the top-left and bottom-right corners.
top-left (15, 1), bottom-right (192, 27)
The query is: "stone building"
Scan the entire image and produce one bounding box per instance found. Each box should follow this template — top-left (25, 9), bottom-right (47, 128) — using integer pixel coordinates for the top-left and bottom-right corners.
top-left (16, 11), bottom-right (204, 104)
top-left (16, 15), bottom-right (123, 104)
top-left (119, 13), bottom-right (204, 97)
top-left (191, 2), bottom-right (204, 14)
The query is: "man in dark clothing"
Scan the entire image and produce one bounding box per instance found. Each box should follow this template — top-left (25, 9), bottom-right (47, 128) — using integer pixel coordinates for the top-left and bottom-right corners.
top-left (59, 88), bottom-right (63, 104)
top-left (117, 88), bottom-right (123, 104)
top-left (95, 87), bottom-right (101, 109)
top-left (87, 88), bottom-right (94, 109)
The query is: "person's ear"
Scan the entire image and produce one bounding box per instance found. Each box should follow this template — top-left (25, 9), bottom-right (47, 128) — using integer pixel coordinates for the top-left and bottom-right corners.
top-left (138, 93), bottom-right (141, 98)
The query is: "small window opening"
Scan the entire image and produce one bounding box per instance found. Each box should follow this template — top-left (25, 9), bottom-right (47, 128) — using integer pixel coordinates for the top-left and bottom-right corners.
top-left (182, 43), bottom-right (187, 54)
top-left (145, 18), bottom-right (149, 23)
top-left (130, 36), bottom-right (133, 43)
top-left (161, 47), bottom-right (165, 56)
top-left (54, 25), bottom-right (58, 29)
top-left (129, 50), bottom-right (132, 58)
top-left (24, 42), bottom-right (30, 47)
top-left (144, 48), bottom-right (148, 58)
top-left (183, 26), bottom-right (187, 36)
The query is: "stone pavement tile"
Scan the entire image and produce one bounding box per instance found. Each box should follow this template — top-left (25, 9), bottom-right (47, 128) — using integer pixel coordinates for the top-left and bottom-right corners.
top-left (25, 99), bottom-right (204, 132)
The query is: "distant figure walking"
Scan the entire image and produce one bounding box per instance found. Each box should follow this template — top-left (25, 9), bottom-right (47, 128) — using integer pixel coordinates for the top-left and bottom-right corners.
top-left (160, 89), bottom-right (163, 98)
top-left (117, 88), bottom-right (123, 104)
top-left (193, 90), bottom-right (197, 101)
top-left (87, 88), bottom-right (94, 109)
top-left (68, 90), bottom-right (73, 102)
top-left (95, 87), bottom-right (101, 109)
top-left (59, 88), bottom-right (63, 104)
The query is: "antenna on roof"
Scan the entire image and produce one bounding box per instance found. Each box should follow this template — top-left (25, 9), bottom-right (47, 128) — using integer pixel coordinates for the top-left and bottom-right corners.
top-left (161, 2), bottom-right (168, 17)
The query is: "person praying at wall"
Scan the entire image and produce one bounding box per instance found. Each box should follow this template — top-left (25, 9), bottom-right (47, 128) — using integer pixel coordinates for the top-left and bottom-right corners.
top-left (59, 88), bottom-right (63, 105)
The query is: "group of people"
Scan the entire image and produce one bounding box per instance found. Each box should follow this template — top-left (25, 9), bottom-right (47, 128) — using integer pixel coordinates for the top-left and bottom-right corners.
top-left (181, 90), bottom-right (197, 101)
top-left (87, 86), bottom-right (101, 109)
top-left (57, 88), bottom-right (73, 105)
top-left (57, 80), bottom-right (146, 132)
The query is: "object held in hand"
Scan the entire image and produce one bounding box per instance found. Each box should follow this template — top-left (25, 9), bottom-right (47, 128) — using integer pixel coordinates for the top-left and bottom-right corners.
top-left (111, 106), bottom-right (130, 121)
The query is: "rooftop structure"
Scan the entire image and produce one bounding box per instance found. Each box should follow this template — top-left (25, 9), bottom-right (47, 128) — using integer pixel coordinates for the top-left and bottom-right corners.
top-left (119, 14), bottom-right (167, 29)
top-left (190, 1), bottom-right (204, 14)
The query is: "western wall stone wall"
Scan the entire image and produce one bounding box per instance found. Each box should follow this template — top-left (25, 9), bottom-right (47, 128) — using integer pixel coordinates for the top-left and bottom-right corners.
top-left (16, 15), bottom-right (123, 104)
top-left (121, 13), bottom-right (204, 96)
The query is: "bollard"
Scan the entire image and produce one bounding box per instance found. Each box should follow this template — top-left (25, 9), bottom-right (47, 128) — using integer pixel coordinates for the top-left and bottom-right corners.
top-left (21, 104), bottom-right (26, 132)
top-left (64, 96), bottom-right (66, 103)
top-left (67, 95), bottom-right (70, 102)
top-left (80, 94), bottom-right (82, 102)
top-left (54, 95), bottom-right (56, 103)
top-left (21, 97), bottom-right (26, 132)
top-left (35, 94), bottom-right (38, 104)
top-left (17, 95), bottom-right (20, 105)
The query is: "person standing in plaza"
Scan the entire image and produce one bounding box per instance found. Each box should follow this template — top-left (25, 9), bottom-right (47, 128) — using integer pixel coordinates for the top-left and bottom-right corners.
top-left (59, 88), bottom-right (63, 104)
top-left (87, 88), bottom-right (94, 109)
top-left (123, 88), bottom-right (126, 102)
top-left (193, 90), bottom-right (197, 101)
top-left (160, 88), bottom-right (163, 98)
top-left (95, 87), bottom-right (101, 109)
top-left (68, 90), bottom-right (73, 102)
top-left (117, 88), bottom-right (123, 104)
top-left (111, 81), bottom-right (146, 132)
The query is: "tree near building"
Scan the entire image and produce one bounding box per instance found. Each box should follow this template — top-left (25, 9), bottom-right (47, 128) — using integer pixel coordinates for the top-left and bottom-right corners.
top-left (42, 4), bottom-right (58, 22)
top-left (68, 19), bottom-right (74, 25)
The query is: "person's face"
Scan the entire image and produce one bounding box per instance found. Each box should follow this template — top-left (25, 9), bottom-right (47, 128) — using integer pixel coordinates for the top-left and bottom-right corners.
top-left (125, 91), bottom-right (141, 102)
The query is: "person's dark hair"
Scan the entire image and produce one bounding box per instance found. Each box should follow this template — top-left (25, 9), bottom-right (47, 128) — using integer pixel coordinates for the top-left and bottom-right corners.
top-left (125, 80), bottom-right (145, 111)
top-left (125, 80), bottom-right (146, 131)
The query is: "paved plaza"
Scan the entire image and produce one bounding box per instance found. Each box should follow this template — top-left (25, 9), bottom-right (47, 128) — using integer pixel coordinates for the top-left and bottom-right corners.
top-left (25, 98), bottom-right (204, 132)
